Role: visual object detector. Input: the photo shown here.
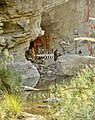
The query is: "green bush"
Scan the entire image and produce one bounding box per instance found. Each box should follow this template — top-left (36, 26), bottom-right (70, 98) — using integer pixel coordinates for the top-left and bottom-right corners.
top-left (49, 67), bottom-right (95, 120)
top-left (0, 67), bottom-right (23, 94)
top-left (0, 93), bottom-right (24, 119)
top-left (0, 107), bottom-right (4, 120)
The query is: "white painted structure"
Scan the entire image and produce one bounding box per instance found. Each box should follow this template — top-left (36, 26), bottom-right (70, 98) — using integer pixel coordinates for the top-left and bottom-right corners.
top-left (36, 54), bottom-right (54, 59)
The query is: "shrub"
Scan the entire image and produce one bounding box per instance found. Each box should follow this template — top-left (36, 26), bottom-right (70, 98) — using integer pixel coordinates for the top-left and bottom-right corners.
top-left (0, 93), bottom-right (24, 119)
top-left (0, 107), bottom-right (4, 120)
top-left (0, 67), bottom-right (23, 94)
top-left (49, 67), bottom-right (95, 120)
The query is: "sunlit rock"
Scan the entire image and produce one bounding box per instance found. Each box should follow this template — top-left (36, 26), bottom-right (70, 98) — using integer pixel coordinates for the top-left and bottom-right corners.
top-left (17, 112), bottom-right (45, 120)
top-left (56, 55), bottom-right (94, 76)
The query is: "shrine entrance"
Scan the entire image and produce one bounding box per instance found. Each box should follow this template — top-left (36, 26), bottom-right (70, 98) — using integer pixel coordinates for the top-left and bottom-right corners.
top-left (29, 32), bottom-right (50, 54)
top-left (25, 32), bottom-right (54, 63)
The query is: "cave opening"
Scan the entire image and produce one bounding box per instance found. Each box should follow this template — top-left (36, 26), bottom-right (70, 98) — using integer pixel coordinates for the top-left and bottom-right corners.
top-left (25, 32), bottom-right (53, 63)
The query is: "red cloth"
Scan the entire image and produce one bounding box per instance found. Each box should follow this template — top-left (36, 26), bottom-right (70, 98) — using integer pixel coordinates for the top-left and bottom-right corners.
top-left (86, 0), bottom-right (91, 22)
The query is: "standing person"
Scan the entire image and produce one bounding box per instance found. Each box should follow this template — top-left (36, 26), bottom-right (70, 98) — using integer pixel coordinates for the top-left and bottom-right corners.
top-left (54, 49), bottom-right (58, 61)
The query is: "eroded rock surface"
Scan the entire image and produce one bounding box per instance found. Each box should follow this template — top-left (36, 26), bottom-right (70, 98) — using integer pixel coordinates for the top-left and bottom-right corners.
top-left (42, 0), bottom-right (95, 51)
top-left (0, 0), bottom-right (43, 59)
top-left (17, 112), bottom-right (45, 120)
top-left (1, 0), bottom-right (95, 59)
top-left (56, 55), bottom-right (94, 76)
top-left (0, 0), bottom-right (43, 79)
top-left (8, 61), bottom-right (40, 87)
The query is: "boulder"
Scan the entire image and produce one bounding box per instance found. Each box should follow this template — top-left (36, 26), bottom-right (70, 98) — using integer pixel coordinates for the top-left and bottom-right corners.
top-left (43, 98), bottom-right (61, 103)
top-left (56, 55), bottom-right (94, 76)
top-left (8, 60), bottom-right (40, 87)
top-left (17, 112), bottom-right (45, 120)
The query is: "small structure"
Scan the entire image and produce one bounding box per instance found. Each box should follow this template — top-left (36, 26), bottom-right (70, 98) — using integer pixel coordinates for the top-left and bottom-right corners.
top-left (74, 0), bottom-right (95, 56)
top-left (30, 32), bottom-right (50, 54)
top-left (74, 37), bottom-right (95, 55)
top-left (85, 0), bottom-right (95, 55)
top-left (25, 32), bottom-right (53, 63)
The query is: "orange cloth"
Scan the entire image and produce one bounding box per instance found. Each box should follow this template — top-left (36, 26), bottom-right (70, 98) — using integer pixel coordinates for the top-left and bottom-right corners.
top-left (31, 48), bottom-right (35, 59)
top-left (87, 32), bottom-right (92, 55)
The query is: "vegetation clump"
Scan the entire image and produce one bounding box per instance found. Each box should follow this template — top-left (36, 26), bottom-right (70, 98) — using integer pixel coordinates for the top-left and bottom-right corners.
top-left (0, 17), bottom-right (24, 120)
top-left (0, 93), bottom-right (24, 120)
top-left (0, 67), bottom-right (23, 93)
top-left (48, 67), bottom-right (95, 120)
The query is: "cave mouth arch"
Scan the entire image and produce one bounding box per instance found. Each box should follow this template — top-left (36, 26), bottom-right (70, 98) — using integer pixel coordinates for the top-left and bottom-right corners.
top-left (25, 32), bottom-right (53, 63)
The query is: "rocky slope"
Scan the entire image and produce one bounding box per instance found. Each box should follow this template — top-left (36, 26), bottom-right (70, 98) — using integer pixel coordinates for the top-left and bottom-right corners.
top-left (0, 0), bottom-right (95, 78)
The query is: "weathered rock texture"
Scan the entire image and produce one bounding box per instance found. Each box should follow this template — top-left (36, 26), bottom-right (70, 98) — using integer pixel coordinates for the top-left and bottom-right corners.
top-left (1, 0), bottom-right (95, 58)
top-left (17, 112), bottom-right (45, 120)
top-left (8, 61), bottom-right (40, 87)
top-left (0, 0), bottom-right (95, 77)
top-left (0, 0), bottom-right (43, 80)
top-left (56, 55), bottom-right (94, 76)
top-left (42, 0), bottom-right (95, 50)
top-left (0, 0), bottom-right (43, 60)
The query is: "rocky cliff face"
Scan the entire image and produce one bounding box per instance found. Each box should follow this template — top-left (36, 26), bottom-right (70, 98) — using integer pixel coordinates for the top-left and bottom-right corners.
top-left (42, 0), bottom-right (95, 50)
top-left (0, 0), bottom-right (42, 81)
top-left (0, 0), bottom-right (95, 59)
top-left (0, 0), bottom-right (44, 61)
top-left (0, 0), bottom-right (95, 78)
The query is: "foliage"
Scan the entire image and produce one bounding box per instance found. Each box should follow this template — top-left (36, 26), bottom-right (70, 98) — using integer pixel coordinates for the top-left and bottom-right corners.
top-left (0, 93), bottom-right (24, 119)
top-left (49, 67), bottom-right (95, 120)
top-left (0, 66), bottom-right (23, 94)
top-left (0, 16), bottom-right (22, 94)
top-left (0, 107), bottom-right (4, 120)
